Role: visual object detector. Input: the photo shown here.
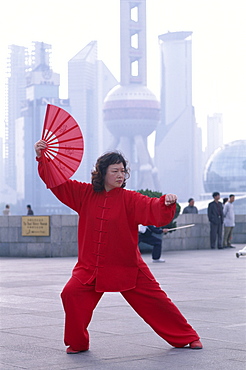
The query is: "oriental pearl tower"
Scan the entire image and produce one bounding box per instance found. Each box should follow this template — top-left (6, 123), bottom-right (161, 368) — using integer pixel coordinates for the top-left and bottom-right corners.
top-left (103, 0), bottom-right (160, 190)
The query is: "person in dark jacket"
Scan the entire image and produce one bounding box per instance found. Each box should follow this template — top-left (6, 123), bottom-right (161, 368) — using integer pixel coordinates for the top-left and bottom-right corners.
top-left (182, 198), bottom-right (198, 214)
top-left (138, 225), bottom-right (169, 262)
top-left (26, 205), bottom-right (34, 215)
top-left (207, 192), bottom-right (224, 249)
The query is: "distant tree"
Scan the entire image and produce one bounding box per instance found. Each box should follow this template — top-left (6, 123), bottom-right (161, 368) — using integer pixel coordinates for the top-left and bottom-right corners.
top-left (137, 189), bottom-right (180, 231)
top-left (137, 189), bottom-right (163, 198)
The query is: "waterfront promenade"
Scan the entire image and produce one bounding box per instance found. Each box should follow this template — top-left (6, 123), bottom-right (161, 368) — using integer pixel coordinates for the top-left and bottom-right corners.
top-left (0, 246), bottom-right (245, 369)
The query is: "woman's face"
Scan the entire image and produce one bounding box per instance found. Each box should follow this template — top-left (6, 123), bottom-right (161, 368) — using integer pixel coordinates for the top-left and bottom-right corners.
top-left (104, 163), bottom-right (125, 192)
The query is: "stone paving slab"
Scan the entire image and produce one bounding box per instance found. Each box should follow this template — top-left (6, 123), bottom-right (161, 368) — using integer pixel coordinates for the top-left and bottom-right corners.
top-left (0, 245), bottom-right (245, 369)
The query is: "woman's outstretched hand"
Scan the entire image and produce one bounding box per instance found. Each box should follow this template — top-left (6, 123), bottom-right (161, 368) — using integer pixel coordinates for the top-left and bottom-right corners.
top-left (165, 194), bottom-right (177, 206)
top-left (34, 140), bottom-right (47, 158)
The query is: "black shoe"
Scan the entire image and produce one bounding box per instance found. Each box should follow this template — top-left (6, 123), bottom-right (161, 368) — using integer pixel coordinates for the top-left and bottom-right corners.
top-left (229, 245), bottom-right (235, 248)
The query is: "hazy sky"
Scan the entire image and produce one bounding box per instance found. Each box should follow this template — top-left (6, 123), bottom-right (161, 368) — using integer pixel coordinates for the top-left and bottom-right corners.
top-left (0, 0), bottom-right (245, 148)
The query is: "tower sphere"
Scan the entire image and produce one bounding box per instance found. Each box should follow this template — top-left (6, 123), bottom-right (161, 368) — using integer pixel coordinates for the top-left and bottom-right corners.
top-left (103, 85), bottom-right (160, 137)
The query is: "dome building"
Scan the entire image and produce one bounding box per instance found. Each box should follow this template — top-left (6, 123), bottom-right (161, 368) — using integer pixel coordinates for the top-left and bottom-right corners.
top-left (204, 140), bottom-right (246, 193)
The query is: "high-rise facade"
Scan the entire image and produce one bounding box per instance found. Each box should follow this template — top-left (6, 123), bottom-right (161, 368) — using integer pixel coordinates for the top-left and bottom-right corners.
top-left (68, 41), bottom-right (118, 182)
top-left (155, 31), bottom-right (203, 201)
top-left (5, 45), bottom-right (28, 191)
top-left (205, 113), bottom-right (223, 162)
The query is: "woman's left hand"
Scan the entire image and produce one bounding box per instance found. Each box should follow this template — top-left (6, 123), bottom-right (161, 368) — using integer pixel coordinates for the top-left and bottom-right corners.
top-left (165, 194), bottom-right (177, 206)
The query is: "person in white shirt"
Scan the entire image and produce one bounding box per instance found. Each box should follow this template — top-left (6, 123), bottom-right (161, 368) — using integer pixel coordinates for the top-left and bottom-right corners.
top-left (2, 204), bottom-right (10, 215)
top-left (223, 194), bottom-right (235, 248)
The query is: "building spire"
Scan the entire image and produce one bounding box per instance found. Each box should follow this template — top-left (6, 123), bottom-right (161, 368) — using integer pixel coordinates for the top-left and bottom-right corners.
top-left (120, 0), bottom-right (146, 85)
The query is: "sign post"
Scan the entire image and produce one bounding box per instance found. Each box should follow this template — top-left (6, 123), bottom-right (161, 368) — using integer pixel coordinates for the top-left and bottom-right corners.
top-left (22, 216), bottom-right (50, 236)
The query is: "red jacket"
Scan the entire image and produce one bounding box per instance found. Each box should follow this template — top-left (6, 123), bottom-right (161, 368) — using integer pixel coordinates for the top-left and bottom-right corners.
top-left (37, 158), bottom-right (176, 292)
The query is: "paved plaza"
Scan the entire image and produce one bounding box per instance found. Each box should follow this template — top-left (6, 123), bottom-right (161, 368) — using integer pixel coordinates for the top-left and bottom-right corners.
top-left (0, 246), bottom-right (245, 369)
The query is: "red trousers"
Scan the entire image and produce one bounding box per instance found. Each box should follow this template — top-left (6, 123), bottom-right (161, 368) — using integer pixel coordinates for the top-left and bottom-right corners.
top-left (61, 270), bottom-right (199, 351)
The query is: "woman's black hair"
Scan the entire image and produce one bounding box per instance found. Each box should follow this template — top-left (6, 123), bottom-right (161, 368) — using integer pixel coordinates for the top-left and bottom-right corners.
top-left (91, 151), bottom-right (130, 192)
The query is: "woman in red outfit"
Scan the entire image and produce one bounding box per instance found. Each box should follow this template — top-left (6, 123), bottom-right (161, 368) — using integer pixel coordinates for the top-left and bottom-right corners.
top-left (35, 140), bottom-right (203, 353)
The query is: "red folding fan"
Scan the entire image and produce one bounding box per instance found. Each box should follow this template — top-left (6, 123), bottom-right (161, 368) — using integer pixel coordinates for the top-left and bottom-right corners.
top-left (41, 104), bottom-right (84, 188)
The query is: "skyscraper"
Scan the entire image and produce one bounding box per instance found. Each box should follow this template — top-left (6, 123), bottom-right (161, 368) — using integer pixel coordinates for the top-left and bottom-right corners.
top-left (5, 44), bottom-right (28, 191)
top-left (103, 0), bottom-right (160, 190)
top-left (205, 113), bottom-right (223, 162)
top-left (155, 31), bottom-right (203, 201)
top-left (68, 41), bottom-right (118, 182)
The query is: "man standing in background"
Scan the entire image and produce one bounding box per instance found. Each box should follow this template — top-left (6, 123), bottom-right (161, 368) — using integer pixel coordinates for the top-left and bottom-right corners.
top-left (2, 205), bottom-right (10, 215)
top-left (208, 192), bottom-right (224, 249)
top-left (223, 194), bottom-right (235, 248)
top-left (26, 205), bottom-right (34, 215)
top-left (182, 198), bottom-right (198, 214)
